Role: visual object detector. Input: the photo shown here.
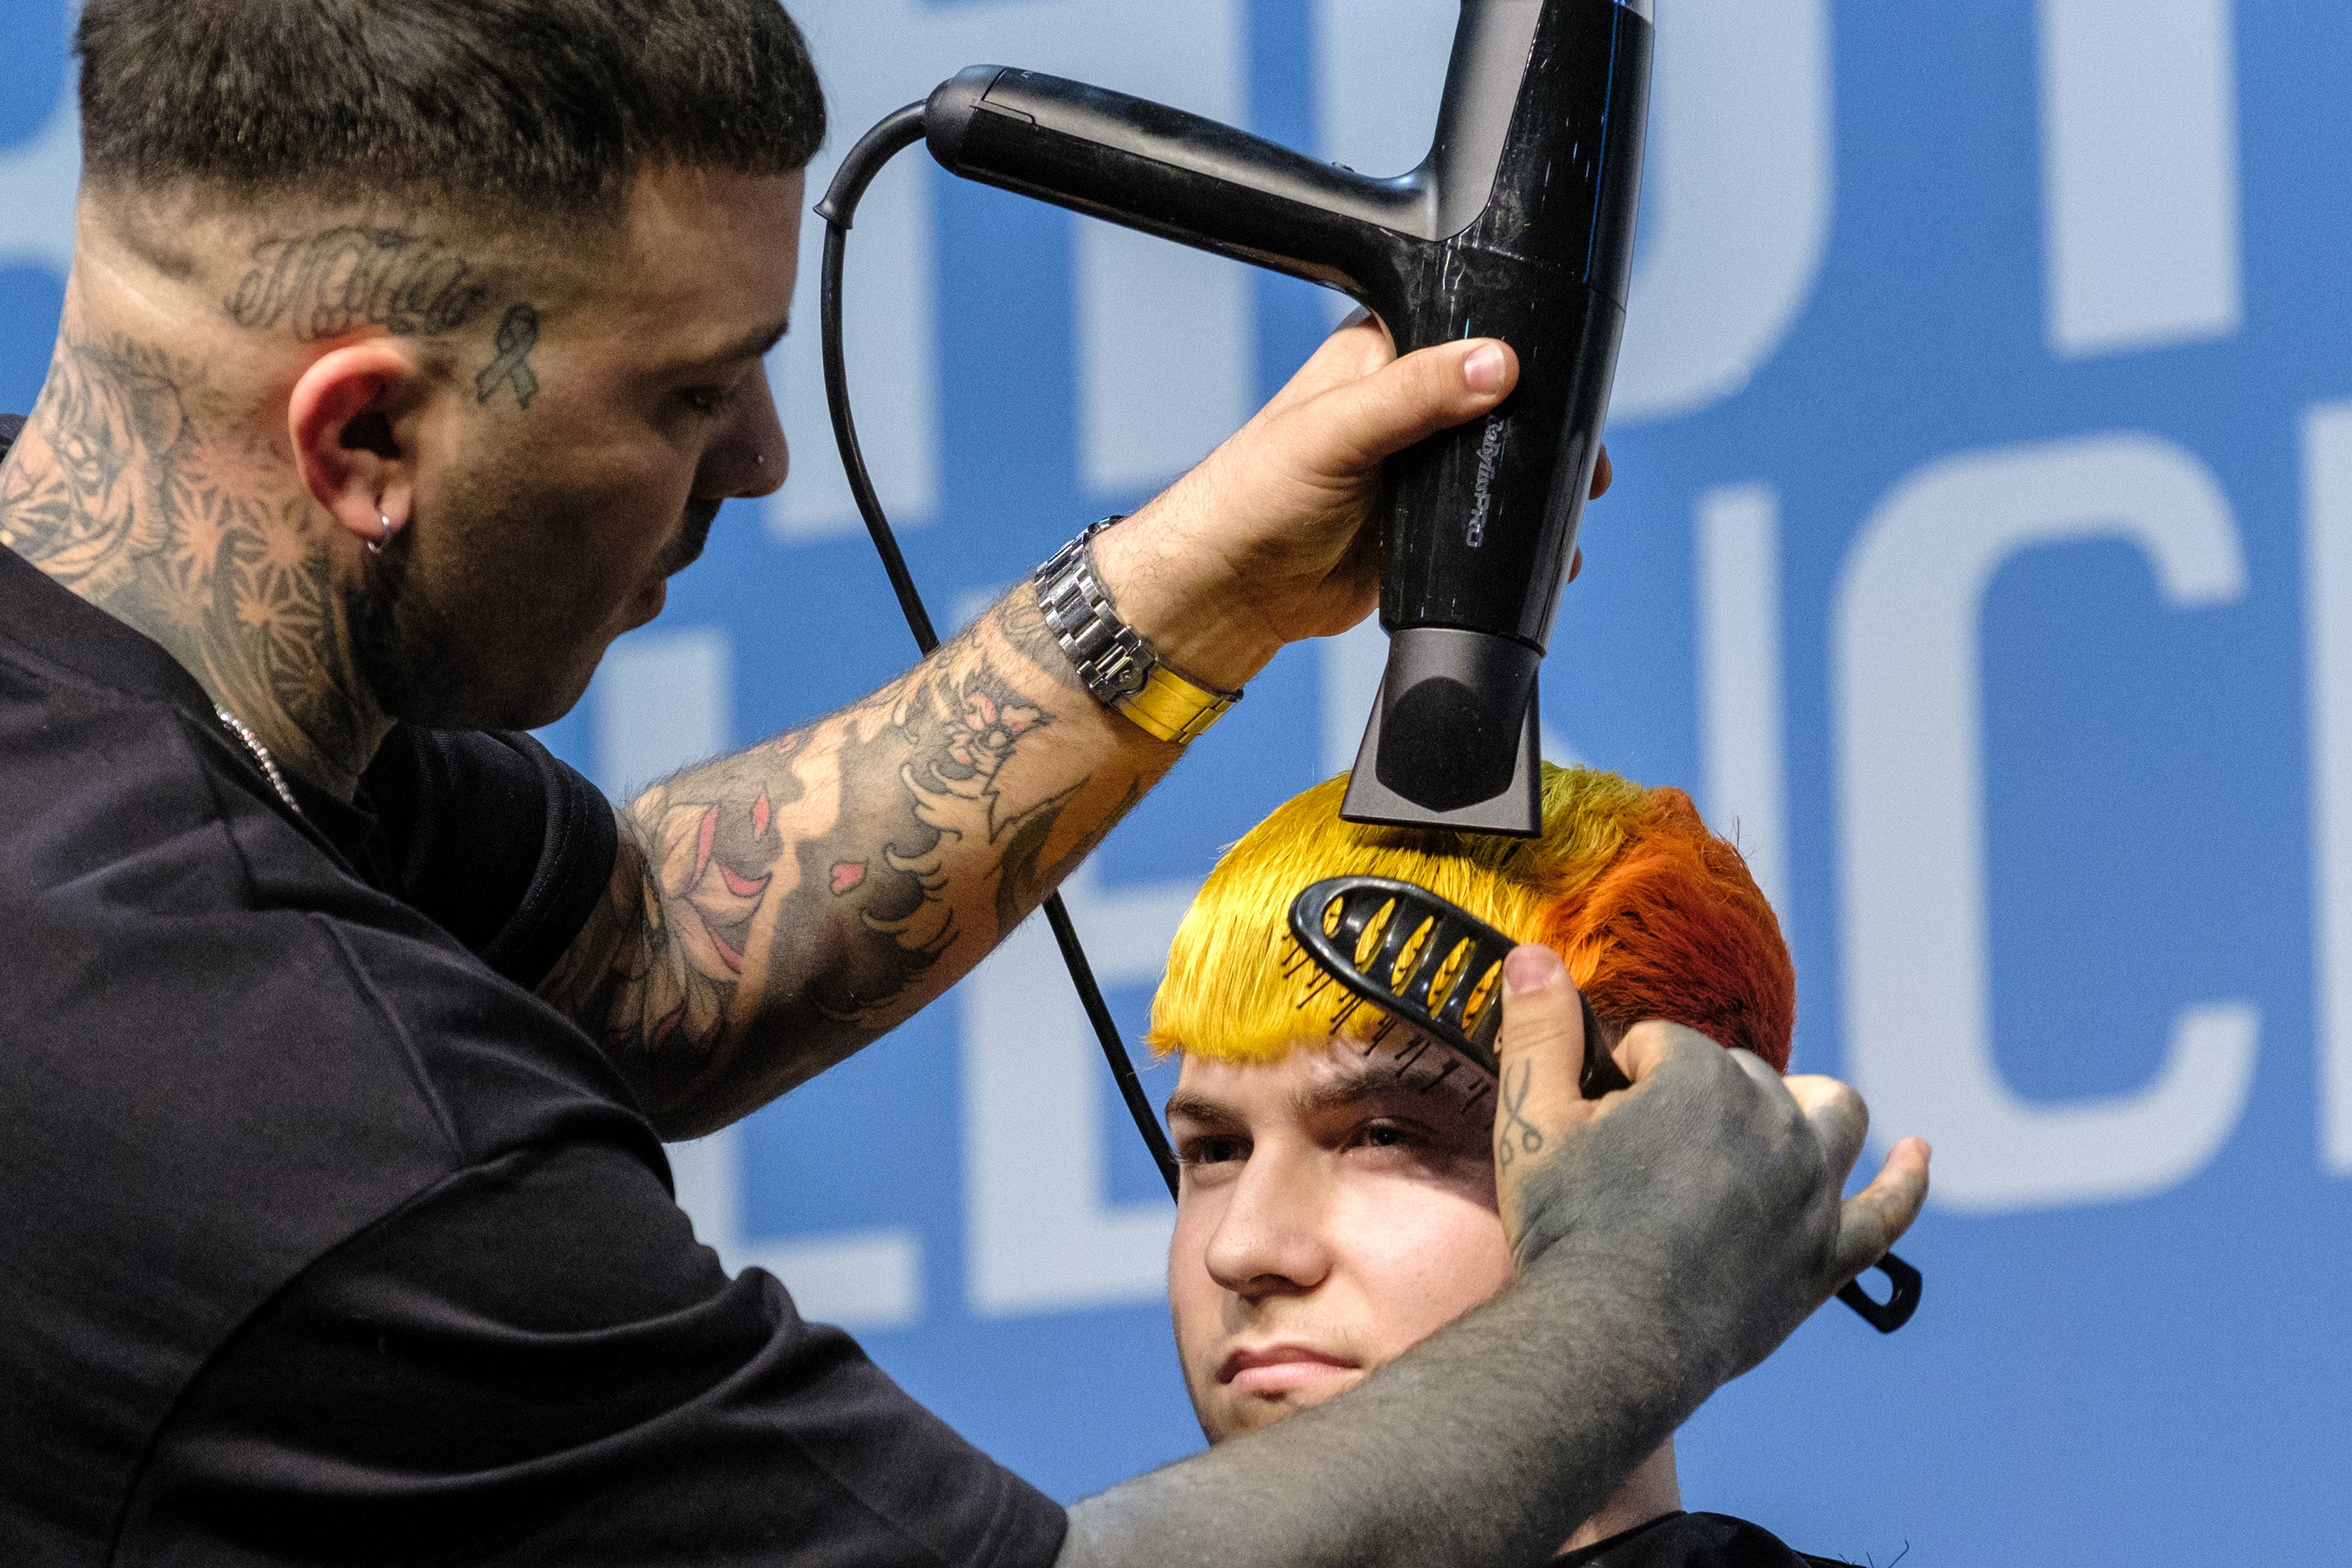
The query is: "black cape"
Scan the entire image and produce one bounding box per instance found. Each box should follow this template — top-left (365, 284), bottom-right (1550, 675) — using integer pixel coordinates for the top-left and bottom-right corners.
top-left (1556, 1512), bottom-right (1858, 1566)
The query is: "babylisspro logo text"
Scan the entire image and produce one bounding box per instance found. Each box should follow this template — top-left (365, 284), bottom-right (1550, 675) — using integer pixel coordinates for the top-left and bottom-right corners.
top-left (1465, 417), bottom-right (1506, 547)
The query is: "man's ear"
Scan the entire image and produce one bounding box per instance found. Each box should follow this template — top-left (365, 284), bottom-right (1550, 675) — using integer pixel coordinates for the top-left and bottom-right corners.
top-left (287, 345), bottom-right (427, 551)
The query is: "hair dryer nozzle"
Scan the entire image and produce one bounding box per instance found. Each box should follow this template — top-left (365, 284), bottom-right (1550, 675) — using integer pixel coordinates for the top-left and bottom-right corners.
top-left (1340, 628), bottom-right (1544, 837)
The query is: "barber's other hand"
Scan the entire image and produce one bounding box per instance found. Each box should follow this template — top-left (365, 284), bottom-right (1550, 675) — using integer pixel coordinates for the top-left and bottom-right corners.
top-left (1490, 945), bottom-right (1931, 1385)
top-left (1089, 315), bottom-right (1609, 695)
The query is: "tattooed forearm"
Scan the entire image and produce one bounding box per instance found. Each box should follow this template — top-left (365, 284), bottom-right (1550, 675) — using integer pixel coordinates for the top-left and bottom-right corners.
top-left (227, 228), bottom-right (492, 339)
top-left (989, 583), bottom-right (1090, 695)
top-left (540, 586), bottom-right (1177, 1134)
top-left (993, 775), bottom-right (1139, 938)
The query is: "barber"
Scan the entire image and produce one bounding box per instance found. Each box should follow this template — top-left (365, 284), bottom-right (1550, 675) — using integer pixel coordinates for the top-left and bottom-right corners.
top-left (0, 1), bottom-right (1928, 1563)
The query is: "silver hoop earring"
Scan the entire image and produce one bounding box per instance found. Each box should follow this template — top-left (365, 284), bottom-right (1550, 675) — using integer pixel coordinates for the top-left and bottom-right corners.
top-left (368, 513), bottom-right (394, 555)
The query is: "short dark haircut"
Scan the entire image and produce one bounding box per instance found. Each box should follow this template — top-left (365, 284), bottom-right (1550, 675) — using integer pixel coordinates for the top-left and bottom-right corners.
top-left (77, 0), bottom-right (826, 220)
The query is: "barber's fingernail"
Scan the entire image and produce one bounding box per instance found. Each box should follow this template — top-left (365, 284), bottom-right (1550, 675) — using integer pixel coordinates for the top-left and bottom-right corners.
top-left (1465, 343), bottom-right (1508, 395)
top-left (1503, 944), bottom-right (1564, 996)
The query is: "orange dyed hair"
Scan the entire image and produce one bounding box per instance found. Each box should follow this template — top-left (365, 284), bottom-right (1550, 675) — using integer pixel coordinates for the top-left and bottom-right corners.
top-left (1149, 764), bottom-right (1795, 1072)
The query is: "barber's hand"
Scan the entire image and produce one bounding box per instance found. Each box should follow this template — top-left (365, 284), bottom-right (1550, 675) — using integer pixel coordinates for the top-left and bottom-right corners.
top-left (1491, 945), bottom-right (1930, 1383)
top-left (1089, 315), bottom-right (1609, 695)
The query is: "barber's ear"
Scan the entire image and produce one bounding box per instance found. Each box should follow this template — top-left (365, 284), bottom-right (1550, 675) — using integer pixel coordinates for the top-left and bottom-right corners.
top-left (288, 345), bottom-right (426, 552)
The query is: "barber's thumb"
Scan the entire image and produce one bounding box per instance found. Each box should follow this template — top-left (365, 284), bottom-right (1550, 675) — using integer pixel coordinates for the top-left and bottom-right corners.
top-left (1319, 339), bottom-right (1519, 467)
top-left (1492, 946), bottom-right (1595, 1167)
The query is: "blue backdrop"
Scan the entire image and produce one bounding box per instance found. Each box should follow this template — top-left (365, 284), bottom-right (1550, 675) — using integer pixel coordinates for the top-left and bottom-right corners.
top-left (7, 2), bottom-right (2347, 1561)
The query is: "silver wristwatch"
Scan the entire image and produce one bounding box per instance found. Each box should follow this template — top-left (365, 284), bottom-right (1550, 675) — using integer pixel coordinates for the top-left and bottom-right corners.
top-left (1035, 518), bottom-right (1155, 705)
top-left (1033, 518), bottom-right (1240, 745)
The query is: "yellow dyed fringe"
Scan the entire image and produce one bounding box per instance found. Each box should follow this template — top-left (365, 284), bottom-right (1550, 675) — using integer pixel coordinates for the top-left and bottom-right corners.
top-left (1149, 764), bottom-right (1652, 1064)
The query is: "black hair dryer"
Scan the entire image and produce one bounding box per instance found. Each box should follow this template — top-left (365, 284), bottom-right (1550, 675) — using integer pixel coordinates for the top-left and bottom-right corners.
top-left (921, 0), bottom-right (1653, 836)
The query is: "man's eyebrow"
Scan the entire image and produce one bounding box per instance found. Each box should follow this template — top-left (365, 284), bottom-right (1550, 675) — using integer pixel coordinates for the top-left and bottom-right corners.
top-left (1294, 1062), bottom-right (1418, 1115)
top-left (666, 314), bottom-right (791, 375)
top-left (1298, 1048), bottom-right (1491, 1116)
top-left (1163, 1090), bottom-right (1242, 1128)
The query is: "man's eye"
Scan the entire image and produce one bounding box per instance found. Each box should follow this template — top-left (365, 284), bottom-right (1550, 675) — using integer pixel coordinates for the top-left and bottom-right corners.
top-left (1352, 1120), bottom-right (1425, 1153)
top-left (683, 385), bottom-right (738, 416)
top-left (1178, 1134), bottom-right (1248, 1166)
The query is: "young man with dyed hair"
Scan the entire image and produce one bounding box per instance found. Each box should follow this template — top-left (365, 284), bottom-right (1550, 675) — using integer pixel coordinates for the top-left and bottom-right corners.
top-left (1156, 766), bottom-right (1920, 1566)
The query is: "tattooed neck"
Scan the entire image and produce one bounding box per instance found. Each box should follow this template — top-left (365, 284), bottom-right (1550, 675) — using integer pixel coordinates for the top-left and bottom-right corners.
top-left (0, 321), bottom-right (387, 798)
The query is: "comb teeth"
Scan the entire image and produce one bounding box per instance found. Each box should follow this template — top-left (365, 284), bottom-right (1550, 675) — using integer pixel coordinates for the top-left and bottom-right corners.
top-left (1289, 877), bottom-right (1515, 1076)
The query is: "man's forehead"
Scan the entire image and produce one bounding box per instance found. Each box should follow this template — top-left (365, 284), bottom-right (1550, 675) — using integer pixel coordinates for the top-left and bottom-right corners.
top-left (1170, 1032), bottom-right (1496, 1123)
top-left (583, 165), bottom-right (805, 358)
top-left (1172, 1039), bottom-right (1367, 1098)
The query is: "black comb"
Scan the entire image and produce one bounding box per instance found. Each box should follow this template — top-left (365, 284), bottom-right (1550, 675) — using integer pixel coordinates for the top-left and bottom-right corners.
top-left (1286, 874), bottom-right (1921, 1335)
top-left (1288, 876), bottom-right (1628, 1098)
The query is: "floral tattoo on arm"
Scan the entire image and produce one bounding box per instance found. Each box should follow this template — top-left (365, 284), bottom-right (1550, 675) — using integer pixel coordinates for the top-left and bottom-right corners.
top-left (540, 589), bottom-right (1163, 1133)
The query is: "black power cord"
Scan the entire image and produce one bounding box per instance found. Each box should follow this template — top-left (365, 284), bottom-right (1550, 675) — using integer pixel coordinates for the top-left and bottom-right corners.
top-left (817, 103), bottom-right (1183, 1201)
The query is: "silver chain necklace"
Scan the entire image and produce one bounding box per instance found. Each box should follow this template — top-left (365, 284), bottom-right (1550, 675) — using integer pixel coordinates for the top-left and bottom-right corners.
top-left (214, 706), bottom-right (303, 816)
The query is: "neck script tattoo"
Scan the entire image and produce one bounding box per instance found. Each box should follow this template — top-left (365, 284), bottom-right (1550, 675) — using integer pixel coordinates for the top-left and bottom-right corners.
top-left (227, 227), bottom-right (491, 341)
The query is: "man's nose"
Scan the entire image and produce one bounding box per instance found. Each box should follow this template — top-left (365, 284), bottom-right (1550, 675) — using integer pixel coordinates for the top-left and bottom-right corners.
top-left (701, 369), bottom-right (788, 501)
top-left (1203, 1146), bottom-right (1336, 1301)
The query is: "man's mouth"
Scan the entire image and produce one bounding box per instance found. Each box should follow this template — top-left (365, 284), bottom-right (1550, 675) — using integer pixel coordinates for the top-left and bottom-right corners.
top-left (655, 498), bottom-right (724, 579)
top-left (1218, 1344), bottom-right (1362, 1397)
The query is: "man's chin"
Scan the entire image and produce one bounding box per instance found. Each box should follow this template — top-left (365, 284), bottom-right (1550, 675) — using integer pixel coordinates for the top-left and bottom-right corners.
top-left (623, 577), bottom-right (668, 632)
top-left (1202, 1379), bottom-right (1356, 1444)
top-left (449, 639), bottom-right (622, 734)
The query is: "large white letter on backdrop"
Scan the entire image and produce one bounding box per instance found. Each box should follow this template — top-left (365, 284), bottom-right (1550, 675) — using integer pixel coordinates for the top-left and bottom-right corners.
top-left (0, 11), bottom-right (79, 283)
top-left (1316, 0), bottom-right (1834, 426)
top-left (1834, 434), bottom-right (2257, 1213)
top-left (964, 867), bottom-right (1197, 1316)
top-left (1697, 484), bottom-right (1790, 919)
top-left (1611, 0), bottom-right (1834, 423)
top-left (771, 0), bottom-right (1250, 539)
top-left (2302, 402), bottom-right (2352, 1175)
top-left (2038, 0), bottom-right (2242, 359)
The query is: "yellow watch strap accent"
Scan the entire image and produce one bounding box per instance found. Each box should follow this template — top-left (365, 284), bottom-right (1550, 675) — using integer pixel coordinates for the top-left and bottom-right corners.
top-left (1116, 662), bottom-right (1240, 746)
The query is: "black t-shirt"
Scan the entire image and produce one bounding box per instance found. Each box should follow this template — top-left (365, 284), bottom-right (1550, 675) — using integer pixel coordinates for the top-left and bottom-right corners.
top-left (1555, 1512), bottom-right (1853, 1567)
top-left (0, 509), bottom-right (1066, 1559)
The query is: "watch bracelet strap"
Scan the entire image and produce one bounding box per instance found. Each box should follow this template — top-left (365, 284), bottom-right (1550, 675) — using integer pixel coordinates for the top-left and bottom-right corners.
top-left (1120, 659), bottom-right (1240, 746)
top-left (1035, 518), bottom-right (1241, 746)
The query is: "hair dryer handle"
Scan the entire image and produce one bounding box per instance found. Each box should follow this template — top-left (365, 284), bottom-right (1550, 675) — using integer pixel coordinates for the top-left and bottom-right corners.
top-left (925, 66), bottom-right (1420, 303)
